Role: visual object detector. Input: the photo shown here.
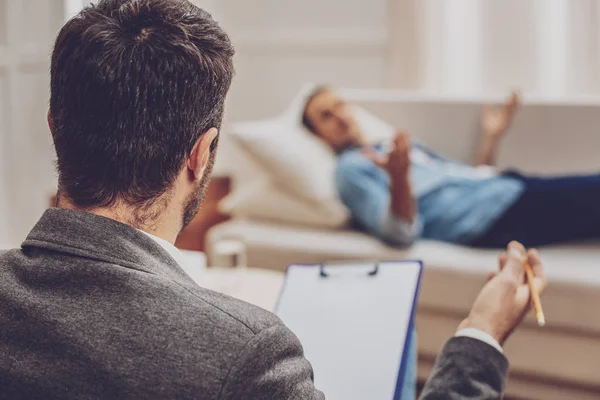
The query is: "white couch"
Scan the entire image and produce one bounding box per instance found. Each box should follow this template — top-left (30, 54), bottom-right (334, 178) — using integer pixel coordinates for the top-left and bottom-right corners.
top-left (207, 90), bottom-right (600, 399)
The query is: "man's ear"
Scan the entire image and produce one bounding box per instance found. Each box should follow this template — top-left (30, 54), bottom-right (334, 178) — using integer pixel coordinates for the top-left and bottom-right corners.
top-left (187, 128), bottom-right (218, 182)
top-left (47, 110), bottom-right (54, 137)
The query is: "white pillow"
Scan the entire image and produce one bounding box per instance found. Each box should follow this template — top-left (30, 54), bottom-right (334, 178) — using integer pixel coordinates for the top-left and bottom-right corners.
top-left (219, 174), bottom-right (349, 228)
top-left (231, 116), bottom-right (338, 204)
top-left (230, 85), bottom-right (396, 205)
top-left (219, 129), bottom-right (349, 228)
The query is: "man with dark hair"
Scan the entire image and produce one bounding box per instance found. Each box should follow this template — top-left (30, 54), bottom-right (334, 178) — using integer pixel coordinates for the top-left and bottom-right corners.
top-left (49, 0), bottom-right (233, 229)
top-left (0, 1), bottom-right (547, 399)
top-left (303, 87), bottom-right (600, 248)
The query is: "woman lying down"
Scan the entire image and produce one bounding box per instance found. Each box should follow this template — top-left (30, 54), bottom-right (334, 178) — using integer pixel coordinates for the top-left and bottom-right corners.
top-left (302, 87), bottom-right (600, 248)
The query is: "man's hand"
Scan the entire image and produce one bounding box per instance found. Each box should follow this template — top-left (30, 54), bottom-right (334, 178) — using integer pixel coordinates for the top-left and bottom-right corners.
top-left (363, 131), bottom-right (415, 224)
top-left (458, 241), bottom-right (548, 345)
top-left (363, 131), bottom-right (410, 180)
top-left (475, 91), bottom-right (520, 166)
top-left (481, 91), bottom-right (520, 139)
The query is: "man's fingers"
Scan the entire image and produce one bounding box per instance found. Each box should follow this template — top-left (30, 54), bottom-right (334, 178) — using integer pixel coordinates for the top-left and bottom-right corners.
top-left (500, 91), bottom-right (520, 121)
top-left (501, 241), bottom-right (526, 283)
top-left (508, 240), bottom-right (526, 254)
top-left (526, 249), bottom-right (548, 294)
top-left (395, 130), bottom-right (409, 140)
top-left (508, 91), bottom-right (520, 111)
top-left (532, 276), bottom-right (548, 295)
top-left (394, 131), bottom-right (410, 148)
top-left (498, 252), bottom-right (507, 271)
top-left (527, 249), bottom-right (545, 279)
top-left (486, 272), bottom-right (497, 282)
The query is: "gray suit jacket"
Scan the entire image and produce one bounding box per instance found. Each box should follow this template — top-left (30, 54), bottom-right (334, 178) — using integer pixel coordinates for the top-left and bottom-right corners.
top-left (0, 209), bottom-right (508, 399)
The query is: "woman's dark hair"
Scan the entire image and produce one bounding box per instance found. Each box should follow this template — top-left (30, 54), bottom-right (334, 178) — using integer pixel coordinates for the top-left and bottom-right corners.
top-left (50, 0), bottom-right (235, 209)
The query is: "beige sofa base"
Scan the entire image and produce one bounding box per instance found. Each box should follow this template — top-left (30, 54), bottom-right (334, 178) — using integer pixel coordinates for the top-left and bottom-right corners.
top-left (206, 219), bottom-right (600, 399)
top-left (416, 311), bottom-right (600, 400)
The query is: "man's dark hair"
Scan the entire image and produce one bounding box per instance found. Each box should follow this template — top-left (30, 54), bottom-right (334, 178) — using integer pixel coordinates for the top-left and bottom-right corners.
top-left (50, 0), bottom-right (235, 211)
top-left (301, 85), bottom-right (329, 135)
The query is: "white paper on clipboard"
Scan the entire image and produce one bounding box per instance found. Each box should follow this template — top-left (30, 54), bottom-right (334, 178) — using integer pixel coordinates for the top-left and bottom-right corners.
top-left (276, 261), bottom-right (423, 400)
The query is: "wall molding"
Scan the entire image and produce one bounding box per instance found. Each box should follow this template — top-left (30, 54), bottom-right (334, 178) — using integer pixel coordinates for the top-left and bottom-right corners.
top-left (232, 28), bottom-right (388, 56)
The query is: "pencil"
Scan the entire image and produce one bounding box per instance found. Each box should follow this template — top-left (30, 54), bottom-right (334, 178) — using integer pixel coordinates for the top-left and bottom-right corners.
top-left (524, 262), bottom-right (545, 327)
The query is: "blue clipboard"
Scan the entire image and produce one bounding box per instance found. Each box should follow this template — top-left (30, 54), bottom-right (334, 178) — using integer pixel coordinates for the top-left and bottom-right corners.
top-left (275, 260), bottom-right (423, 400)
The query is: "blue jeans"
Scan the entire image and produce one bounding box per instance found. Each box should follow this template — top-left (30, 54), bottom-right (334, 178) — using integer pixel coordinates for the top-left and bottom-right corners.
top-left (400, 327), bottom-right (418, 399)
top-left (471, 173), bottom-right (600, 248)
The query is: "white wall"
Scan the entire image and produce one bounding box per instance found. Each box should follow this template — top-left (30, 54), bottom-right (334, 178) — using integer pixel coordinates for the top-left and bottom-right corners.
top-left (0, 0), bottom-right (64, 245)
top-left (2, 0), bottom-right (600, 245)
top-left (64, 0), bottom-right (91, 20)
top-left (200, 0), bottom-right (391, 122)
top-left (197, 0), bottom-right (600, 122)
top-left (194, 0), bottom-right (600, 176)
top-left (192, 0), bottom-right (392, 176)
top-left (404, 0), bottom-right (600, 97)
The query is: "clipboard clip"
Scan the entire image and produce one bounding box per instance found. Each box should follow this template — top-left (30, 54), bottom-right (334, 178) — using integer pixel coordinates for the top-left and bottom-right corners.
top-left (319, 264), bottom-right (329, 278)
top-left (319, 263), bottom-right (380, 278)
top-left (368, 263), bottom-right (379, 276)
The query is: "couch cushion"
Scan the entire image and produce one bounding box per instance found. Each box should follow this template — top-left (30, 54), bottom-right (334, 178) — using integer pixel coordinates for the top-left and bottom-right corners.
top-left (206, 219), bottom-right (600, 334)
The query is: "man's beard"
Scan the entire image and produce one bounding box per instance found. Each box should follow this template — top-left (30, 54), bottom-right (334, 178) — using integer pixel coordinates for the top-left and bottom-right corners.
top-left (181, 151), bottom-right (216, 230)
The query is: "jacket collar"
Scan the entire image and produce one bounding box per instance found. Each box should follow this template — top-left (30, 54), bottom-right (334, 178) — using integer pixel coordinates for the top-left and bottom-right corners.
top-left (22, 208), bottom-right (195, 286)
